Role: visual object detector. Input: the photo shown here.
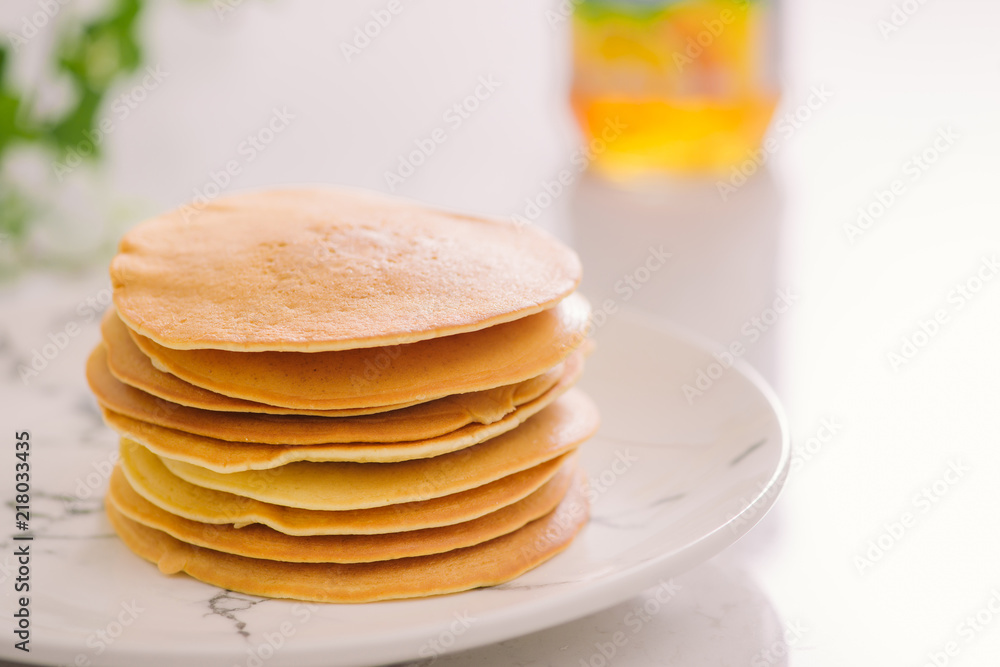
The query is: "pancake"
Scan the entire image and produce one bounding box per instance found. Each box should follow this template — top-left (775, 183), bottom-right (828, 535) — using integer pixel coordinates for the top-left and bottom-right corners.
top-left (89, 343), bottom-right (577, 446)
top-left (155, 389), bottom-right (598, 510)
top-left (126, 293), bottom-right (590, 410)
top-left (101, 311), bottom-right (424, 416)
top-left (98, 354), bottom-right (583, 469)
top-left (110, 187), bottom-right (582, 352)
top-left (105, 468), bottom-right (590, 602)
top-left (107, 458), bottom-right (575, 562)
top-left (120, 440), bottom-right (571, 535)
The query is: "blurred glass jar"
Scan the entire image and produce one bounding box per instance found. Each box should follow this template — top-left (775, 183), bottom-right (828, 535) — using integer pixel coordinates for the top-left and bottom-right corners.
top-left (571, 0), bottom-right (780, 177)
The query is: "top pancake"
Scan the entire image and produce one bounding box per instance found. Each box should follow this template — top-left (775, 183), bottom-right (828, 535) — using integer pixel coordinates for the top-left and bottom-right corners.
top-left (110, 187), bottom-right (582, 352)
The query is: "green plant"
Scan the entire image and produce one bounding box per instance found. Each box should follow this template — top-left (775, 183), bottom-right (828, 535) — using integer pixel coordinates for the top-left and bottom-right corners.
top-left (1, 0), bottom-right (145, 264)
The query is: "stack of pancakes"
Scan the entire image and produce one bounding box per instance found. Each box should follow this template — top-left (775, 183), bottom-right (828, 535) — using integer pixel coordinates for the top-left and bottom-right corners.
top-left (85, 188), bottom-right (598, 603)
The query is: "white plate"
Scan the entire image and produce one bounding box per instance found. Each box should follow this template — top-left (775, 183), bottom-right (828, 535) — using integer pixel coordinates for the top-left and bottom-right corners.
top-left (1, 310), bottom-right (789, 667)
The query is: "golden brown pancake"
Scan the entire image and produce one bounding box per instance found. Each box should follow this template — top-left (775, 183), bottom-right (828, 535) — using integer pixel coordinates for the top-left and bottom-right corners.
top-left (110, 187), bottom-right (582, 352)
top-left (107, 459), bottom-right (574, 562)
top-left (155, 389), bottom-right (598, 510)
top-left (97, 354), bottom-right (583, 468)
top-left (126, 293), bottom-right (590, 410)
top-left (120, 440), bottom-right (571, 535)
top-left (101, 311), bottom-right (426, 416)
top-left (105, 468), bottom-right (590, 602)
top-left (89, 343), bottom-right (578, 446)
